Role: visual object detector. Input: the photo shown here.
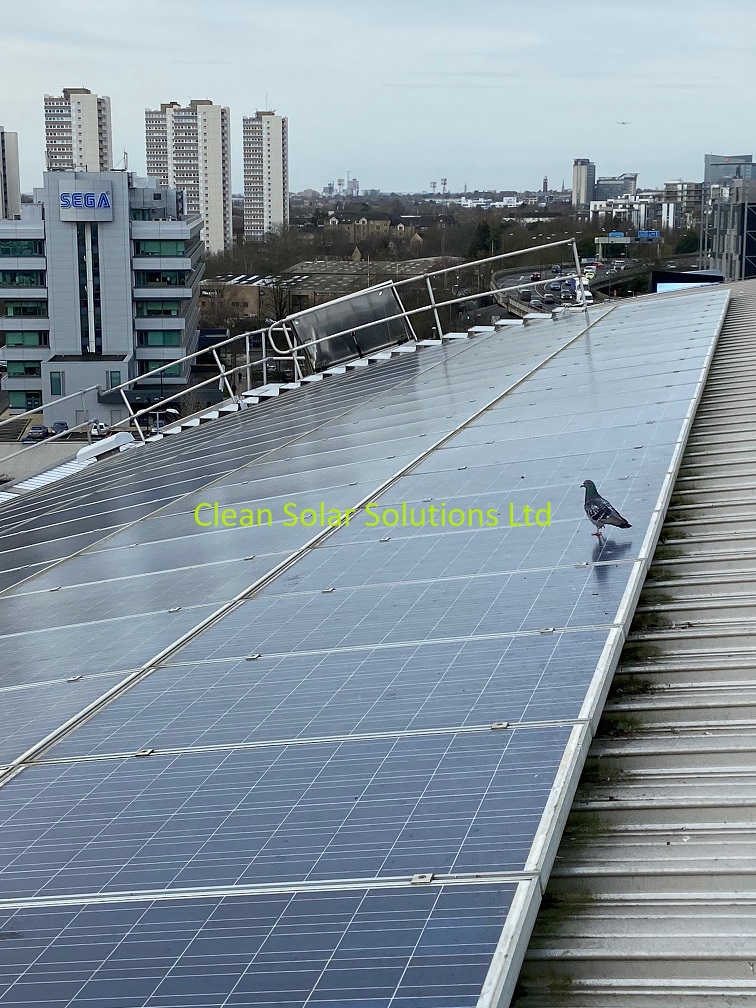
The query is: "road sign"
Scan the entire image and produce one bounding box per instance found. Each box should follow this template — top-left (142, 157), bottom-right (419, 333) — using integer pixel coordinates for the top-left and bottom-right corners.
top-left (637, 230), bottom-right (660, 239)
top-left (608, 231), bottom-right (625, 238)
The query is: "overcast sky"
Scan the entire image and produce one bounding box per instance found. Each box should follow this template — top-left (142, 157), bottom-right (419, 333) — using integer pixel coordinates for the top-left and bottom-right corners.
top-left (3, 0), bottom-right (754, 195)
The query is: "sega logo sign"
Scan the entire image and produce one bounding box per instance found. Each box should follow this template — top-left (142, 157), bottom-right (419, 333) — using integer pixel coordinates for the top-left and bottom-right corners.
top-left (60, 192), bottom-right (112, 209)
top-left (58, 182), bottom-right (114, 221)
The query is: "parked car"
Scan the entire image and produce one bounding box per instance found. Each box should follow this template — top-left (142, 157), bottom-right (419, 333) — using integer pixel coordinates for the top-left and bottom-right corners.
top-left (90, 421), bottom-right (109, 438)
top-left (23, 424), bottom-right (50, 441)
top-left (51, 421), bottom-right (69, 437)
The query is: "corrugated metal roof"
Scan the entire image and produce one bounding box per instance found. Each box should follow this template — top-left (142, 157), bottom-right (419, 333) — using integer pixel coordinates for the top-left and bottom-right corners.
top-left (514, 279), bottom-right (756, 1007)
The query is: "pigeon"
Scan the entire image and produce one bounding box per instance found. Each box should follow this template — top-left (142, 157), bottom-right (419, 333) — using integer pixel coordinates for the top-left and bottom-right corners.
top-left (580, 480), bottom-right (631, 538)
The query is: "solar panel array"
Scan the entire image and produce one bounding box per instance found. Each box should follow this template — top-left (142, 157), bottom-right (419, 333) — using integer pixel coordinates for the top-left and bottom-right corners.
top-left (0, 288), bottom-right (729, 1007)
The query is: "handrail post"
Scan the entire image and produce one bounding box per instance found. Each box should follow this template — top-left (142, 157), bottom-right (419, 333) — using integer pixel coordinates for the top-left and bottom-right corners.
top-left (391, 284), bottom-right (418, 342)
top-left (211, 348), bottom-right (235, 400)
top-left (245, 333), bottom-right (251, 392)
top-left (120, 387), bottom-right (145, 444)
top-left (425, 276), bottom-right (444, 339)
top-left (262, 330), bottom-right (268, 386)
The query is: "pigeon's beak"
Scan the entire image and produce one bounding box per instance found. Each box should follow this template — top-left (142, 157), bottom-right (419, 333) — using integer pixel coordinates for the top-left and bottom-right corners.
top-left (579, 481), bottom-right (587, 488)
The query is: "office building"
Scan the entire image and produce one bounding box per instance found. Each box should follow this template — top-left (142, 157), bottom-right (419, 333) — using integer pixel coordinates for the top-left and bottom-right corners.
top-left (704, 154), bottom-right (754, 187)
top-left (242, 110), bottom-right (289, 240)
top-left (0, 127), bottom-right (21, 219)
top-left (707, 178), bottom-right (756, 281)
top-left (593, 173), bottom-right (638, 201)
top-left (145, 100), bottom-right (232, 254)
top-left (0, 171), bottom-right (203, 424)
top-left (43, 88), bottom-right (113, 172)
top-left (572, 158), bottom-right (596, 209)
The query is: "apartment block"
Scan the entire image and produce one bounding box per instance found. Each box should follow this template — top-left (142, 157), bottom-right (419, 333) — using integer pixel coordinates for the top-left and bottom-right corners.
top-left (44, 88), bottom-right (113, 172)
top-left (145, 99), bottom-right (232, 254)
top-left (0, 127), bottom-right (21, 219)
top-left (243, 111), bottom-right (289, 240)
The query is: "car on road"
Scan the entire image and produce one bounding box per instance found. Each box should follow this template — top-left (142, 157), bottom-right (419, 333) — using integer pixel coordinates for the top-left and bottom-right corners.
top-left (23, 424), bottom-right (50, 441)
top-left (549, 281), bottom-right (562, 291)
top-left (666, 261), bottom-right (678, 268)
top-left (530, 297), bottom-right (544, 309)
top-left (530, 272), bottom-right (541, 281)
top-left (518, 289), bottom-right (532, 301)
top-left (542, 294), bottom-right (556, 305)
top-left (551, 265), bottom-right (561, 274)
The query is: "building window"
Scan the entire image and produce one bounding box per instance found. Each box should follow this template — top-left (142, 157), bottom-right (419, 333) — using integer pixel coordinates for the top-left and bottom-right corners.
top-left (7, 360), bottom-right (42, 378)
top-left (50, 371), bottom-right (63, 396)
top-left (134, 270), bottom-right (188, 287)
top-left (4, 331), bottom-right (49, 347)
top-left (4, 301), bottom-right (47, 317)
top-left (138, 360), bottom-right (181, 377)
top-left (135, 300), bottom-right (181, 317)
top-left (9, 390), bottom-right (42, 410)
top-left (107, 370), bottom-right (120, 389)
top-left (136, 330), bottom-right (182, 347)
top-left (133, 239), bottom-right (188, 256)
top-left (0, 239), bottom-right (44, 256)
top-left (0, 271), bottom-right (47, 288)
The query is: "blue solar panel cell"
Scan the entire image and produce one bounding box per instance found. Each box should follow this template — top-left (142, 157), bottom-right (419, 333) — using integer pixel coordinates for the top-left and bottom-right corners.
top-left (49, 630), bottom-right (609, 758)
top-left (0, 728), bottom-right (571, 897)
top-left (0, 883), bottom-right (517, 1008)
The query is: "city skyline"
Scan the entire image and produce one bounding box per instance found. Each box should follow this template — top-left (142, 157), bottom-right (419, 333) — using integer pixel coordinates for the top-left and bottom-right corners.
top-left (2, 0), bottom-right (755, 195)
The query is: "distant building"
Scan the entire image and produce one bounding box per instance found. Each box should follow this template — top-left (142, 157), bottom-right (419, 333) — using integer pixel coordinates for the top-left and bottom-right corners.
top-left (242, 111), bottom-right (289, 241)
top-left (145, 99), bottom-right (232, 254)
top-left (0, 171), bottom-right (203, 425)
top-left (593, 173), bottom-right (638, 201)
top-left (708, 178), bottom-right (756, 281)
top-left (589, 195), bottom-right (661, 230)
top-left (44, 87), bottom-right (113, 172)
top-left (704, 154), bottom-right (754, 187)
top-left (346, 178), bottom-right (360, 197)
top-left (324, 211), bottom-right (391, 242)
top-left (572, 159), bottom-right (596, 208)
top-left (0, 127), bottom-right (21, 220)
top-left (661, 181), bottom-right (704, 230)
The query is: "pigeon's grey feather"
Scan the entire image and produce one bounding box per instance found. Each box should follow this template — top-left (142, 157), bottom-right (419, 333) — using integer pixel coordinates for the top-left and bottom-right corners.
top-left (580, 479), bottom-right (631, 536)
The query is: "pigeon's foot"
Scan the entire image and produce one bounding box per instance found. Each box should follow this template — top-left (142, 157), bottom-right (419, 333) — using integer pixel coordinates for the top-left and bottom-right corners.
top-left (591, 531), bottom-right (603, 538)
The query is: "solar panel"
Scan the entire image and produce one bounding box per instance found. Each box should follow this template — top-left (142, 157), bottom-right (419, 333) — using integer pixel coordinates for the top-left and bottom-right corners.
top-left (0, 883), bottom-right (519, 1008)
top-left (0, 286), bottom-right (730, 1007)
top-left (50, 631), bottom-right (610, 759)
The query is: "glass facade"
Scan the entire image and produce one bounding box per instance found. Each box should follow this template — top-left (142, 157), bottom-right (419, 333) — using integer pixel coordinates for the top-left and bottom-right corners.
top-left (7, 360), bottom-right (41, 377)
top-left (4, 331), bottom-right (49, 347)
top-left (0, 270), bottom-right (45, 287)
top-left (134, 270), bottom-right (189, 287)
top-left (135, 300), bottom-right (181, 317)
top-left (138, 360), bottom-right (181, 377)
top-left (136, 330), bottom-right (182, 346)
top-left (9, 389), bottom-right (42, 409)
top-left (4, 301), bottom-right (47, 317)
top-left (0, 239), bottom-right (44, 256)
top-left (133, 239), bottom-right (188, 256)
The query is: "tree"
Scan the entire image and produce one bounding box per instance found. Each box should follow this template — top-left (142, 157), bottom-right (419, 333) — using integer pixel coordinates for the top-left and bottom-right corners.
top-left (675, 230), bottom-right (699, 254)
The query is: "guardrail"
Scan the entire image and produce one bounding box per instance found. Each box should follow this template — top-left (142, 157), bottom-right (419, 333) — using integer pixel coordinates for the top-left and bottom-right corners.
top-left (1, 238), bottom-right (589, 466)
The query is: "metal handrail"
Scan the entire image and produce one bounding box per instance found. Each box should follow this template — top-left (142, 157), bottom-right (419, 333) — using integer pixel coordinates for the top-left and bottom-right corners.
top-left (2, 240), bottom-right (581, 465)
